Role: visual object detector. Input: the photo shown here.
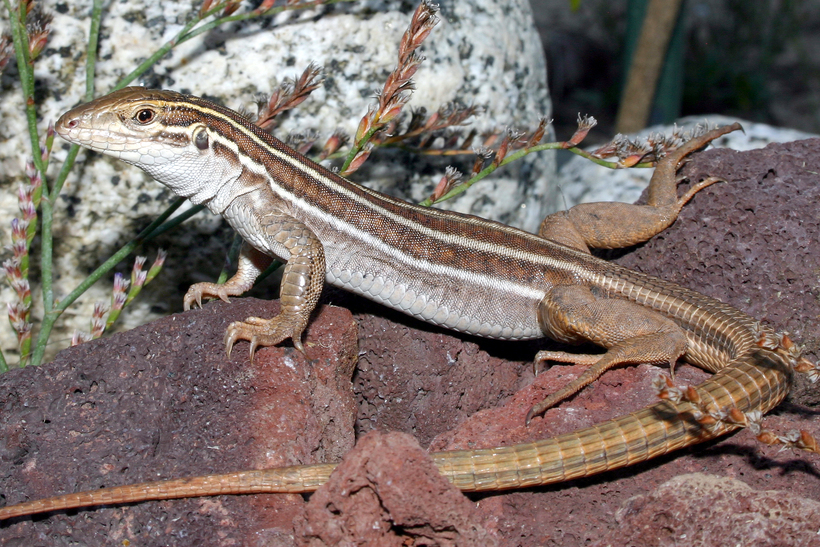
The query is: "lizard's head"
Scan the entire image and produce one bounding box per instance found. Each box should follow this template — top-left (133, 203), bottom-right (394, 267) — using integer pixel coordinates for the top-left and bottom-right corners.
top-left (56, 87), bottom-right (199, 163)
top-left (56, 87), bottom-right (257, 209)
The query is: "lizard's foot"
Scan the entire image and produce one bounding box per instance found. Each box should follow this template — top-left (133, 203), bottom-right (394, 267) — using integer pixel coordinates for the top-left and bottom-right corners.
top-left (184, 282), bottom-right (236, 310)
top-left (224, 312), bottom-right (307, 359)
top-left (527, 350), bottom-right (599, 424)
top-left (526, 342), bottom-right (683, 425)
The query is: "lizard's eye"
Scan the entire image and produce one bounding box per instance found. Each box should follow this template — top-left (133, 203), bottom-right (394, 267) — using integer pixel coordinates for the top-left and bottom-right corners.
top-left (194, 128), bottom-right (209, 150)
top-left (134, 108), bottom-right (155, 124)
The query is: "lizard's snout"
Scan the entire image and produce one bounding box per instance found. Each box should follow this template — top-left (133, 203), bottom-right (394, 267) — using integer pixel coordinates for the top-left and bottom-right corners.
top-left (59, 116), bottom-right (79, 130)
top-left (55, 110), bottom-right (82, 140)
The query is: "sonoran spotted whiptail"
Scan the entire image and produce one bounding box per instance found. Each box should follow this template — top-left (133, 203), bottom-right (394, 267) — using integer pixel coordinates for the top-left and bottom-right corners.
top-left (0, 87), bottom-right (813, 520)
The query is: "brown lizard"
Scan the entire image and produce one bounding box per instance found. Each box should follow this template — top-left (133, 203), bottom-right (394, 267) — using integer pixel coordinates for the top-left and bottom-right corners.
top-left (0, 88), bottom-right (813, 521)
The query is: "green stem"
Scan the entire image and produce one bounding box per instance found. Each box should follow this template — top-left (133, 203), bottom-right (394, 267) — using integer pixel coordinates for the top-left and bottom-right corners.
top-left (143, 202), bottom-right (205, 240)
top-left (85, 0), bottom-right (104, 96)
top-left (340, 125), bottom-right (379, 173)
top-left (110, 15), bottom-right (204, 91)
top-left (256, 259), bottom-right (283, 285)
top-left (4, 0), bottom-right (43, 176)
top-left (59, 198), bottom-right (189, 315)
top-left (4, 0), bottom-right (47, 366)
top-left (218, 233), bottom-right (245, 284)
top-left (29, 0), bottom-right (105, 366)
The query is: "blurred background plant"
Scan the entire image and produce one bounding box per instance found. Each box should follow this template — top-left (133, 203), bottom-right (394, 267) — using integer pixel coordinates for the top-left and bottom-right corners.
top-left (533, 0), bottom-right (815, 141)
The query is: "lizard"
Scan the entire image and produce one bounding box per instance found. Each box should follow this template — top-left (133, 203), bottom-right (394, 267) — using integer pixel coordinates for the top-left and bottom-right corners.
top-left (0, 87), bottom-right (811, 520)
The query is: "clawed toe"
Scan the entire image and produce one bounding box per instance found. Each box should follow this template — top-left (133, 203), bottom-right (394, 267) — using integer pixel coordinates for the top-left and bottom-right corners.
top-left (222, 314), bottom-right (306, 360)
top-left (184, 282), bottom-right (234, 311)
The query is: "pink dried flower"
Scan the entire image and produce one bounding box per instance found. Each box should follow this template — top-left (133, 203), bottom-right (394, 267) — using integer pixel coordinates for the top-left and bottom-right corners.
top-left (255, 63), bottom-right (323, 131)
top-left (25, 5), bottom-right (52, 61)
top-left (145, 250), bottom-right (167, 284)
top-left (492, 129), bottom-right (522, 168)
top-left (563, 114), bottom-right (597, 148)
top-left (351, 1), bottom-right (439, 154)
top-left (0, 34), bottom-right (12, 73)
top-left (110, 274), bottom-right (128, 312)
top-left (470, 148), bottom-right (494, 177)
top-left (71, 330), bottom-right (92, 347)
top-left (2, 257), bottom-right (23, 286)
top-left (525, 117), bottom-right (551, 149)
top-left (130, 256), bottom-right (146, 287)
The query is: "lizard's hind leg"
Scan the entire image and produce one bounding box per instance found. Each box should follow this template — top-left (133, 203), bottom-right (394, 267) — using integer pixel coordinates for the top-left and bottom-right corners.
top-left (537, 123), bottom-right (740, 253)
top-left (529, 284), bottom-right (687, 423)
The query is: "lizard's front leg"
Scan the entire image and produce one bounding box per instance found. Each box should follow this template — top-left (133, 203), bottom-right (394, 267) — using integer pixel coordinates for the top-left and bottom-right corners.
top-left (184, 243), bottom-right (273, 309)
top-left (187, 196), bottom-right (326, 358)
top-left (226, 209), bottom-right (326, 357)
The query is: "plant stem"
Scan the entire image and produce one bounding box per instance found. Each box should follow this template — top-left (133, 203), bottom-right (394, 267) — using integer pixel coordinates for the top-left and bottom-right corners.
top-left (29, 0), bottom-right (104, 366)
top-left (86, 0), bottom-right (103, 96)
top-left (422, 143), bottom-right (654, 206)
top-left (3, 0), bottom-right (45, 366)
top-left (340, 126), bottom-right (379, 174)
top-left (218, 233), bottom-right (245, 284)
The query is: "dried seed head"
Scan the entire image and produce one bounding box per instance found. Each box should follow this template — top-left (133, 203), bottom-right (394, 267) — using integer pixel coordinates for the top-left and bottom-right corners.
top-left (319, 130), bottom-right (348, 160)
top-left (470, 148), bottom-right (494, 177)
top-left (0, 33), bottom-right (13, 73)
top-left (564, 114), bottom-right (596, 148)
top-left (359, 0), bottom-right (439, 147)
top-left (200, 0), bottom-right (216, 17)
top-left (25, 4), bottom-right (53, 60)
top-left (492, 129), bottom-right (515, 167)
top-left (525, 117), bottom-right (551, 149)
top-left (145, 249), bottom-right (167, 284)
top-left (430, 166), bottom-right (463, 202)
top-left (341, 144), bottom-right (373, 177)
top-left (255, 63), bottom-right (324, 130)
top-left (222, 0), bottom-right (243, 16)
top-left (71, 330), bottom-right (92, 347)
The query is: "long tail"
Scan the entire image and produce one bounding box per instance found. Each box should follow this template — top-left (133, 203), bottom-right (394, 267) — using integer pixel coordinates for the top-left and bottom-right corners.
top-left (0, 345), bottom-right (792, 520)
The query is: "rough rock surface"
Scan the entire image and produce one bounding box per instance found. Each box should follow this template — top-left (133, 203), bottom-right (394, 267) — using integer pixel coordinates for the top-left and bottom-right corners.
top-left (596, 473), bottom-right (820, 547)
top-left (294, 430), bottom-right (496, 546)
top-left (346, 138), bottom-right (820, 545)
top-left (0, 300), bottom-right (358, 546)
top-left (1, 140), bottom-right (820, 546)
top-left (620, 138), bottom-right (820, 406)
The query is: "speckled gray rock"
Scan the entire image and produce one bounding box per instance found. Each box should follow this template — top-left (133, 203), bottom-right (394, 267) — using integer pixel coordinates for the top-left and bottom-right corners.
top-left (0, 0), bottom-right (551, 361)
top-left (556, 116), bottom-right (818, 209)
